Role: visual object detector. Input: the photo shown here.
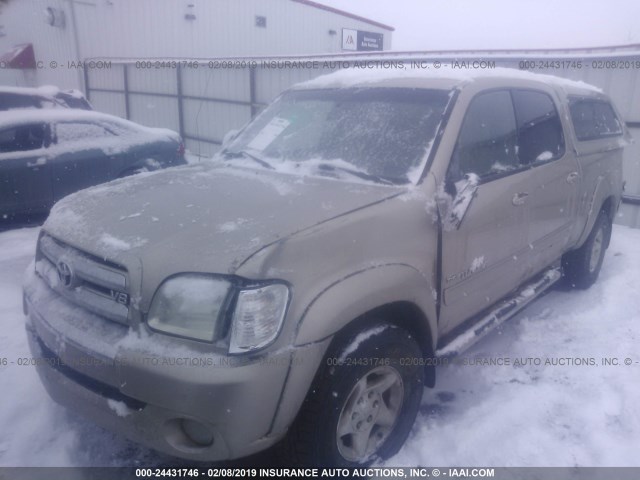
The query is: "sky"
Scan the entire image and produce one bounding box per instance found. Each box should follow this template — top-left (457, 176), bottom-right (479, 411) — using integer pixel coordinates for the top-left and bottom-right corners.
top-left (318, 0), bottom-right (640, 51)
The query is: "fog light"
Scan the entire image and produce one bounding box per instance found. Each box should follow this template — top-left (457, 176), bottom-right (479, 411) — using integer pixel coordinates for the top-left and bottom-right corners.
top-left (180, 419), bottom-right (214, 447)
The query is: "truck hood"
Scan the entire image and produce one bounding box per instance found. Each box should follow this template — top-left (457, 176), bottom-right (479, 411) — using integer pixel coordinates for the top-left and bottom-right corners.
top-left (44, 162), bottom-right (404, 276)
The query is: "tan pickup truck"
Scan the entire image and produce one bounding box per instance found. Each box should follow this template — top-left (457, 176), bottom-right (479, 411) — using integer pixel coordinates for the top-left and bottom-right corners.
top-left (23, 67), bottom-right (627, 466)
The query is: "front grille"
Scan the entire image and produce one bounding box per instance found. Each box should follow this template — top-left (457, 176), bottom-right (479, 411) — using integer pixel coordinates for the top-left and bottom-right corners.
top-left (36, 233), bottom-right (130, 325)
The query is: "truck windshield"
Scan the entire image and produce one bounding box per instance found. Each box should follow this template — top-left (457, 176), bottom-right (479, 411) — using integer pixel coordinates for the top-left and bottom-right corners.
top-left (224, 88), bottom-right (451, 185)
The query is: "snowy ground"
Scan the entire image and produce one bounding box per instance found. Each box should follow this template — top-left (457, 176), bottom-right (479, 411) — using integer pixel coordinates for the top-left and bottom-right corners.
top-left (0, 224), bottom-right (638, 467)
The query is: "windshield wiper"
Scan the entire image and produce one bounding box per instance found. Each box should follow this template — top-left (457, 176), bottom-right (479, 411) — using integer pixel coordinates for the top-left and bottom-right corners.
top-left (317, 163), bottom-right (396, 185)
top-left (222, 149), bottom-right (274, 169)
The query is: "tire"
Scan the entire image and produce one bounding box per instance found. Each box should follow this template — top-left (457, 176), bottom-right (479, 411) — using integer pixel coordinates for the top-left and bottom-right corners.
top-left (280, 322), bottom-right (424, 467)
top-left (562, 211), bottom-right (611, 289)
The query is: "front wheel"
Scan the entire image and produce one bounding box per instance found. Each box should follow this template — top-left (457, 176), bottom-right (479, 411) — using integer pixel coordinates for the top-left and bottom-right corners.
top-left (281, 322), bottom-right (424, 467)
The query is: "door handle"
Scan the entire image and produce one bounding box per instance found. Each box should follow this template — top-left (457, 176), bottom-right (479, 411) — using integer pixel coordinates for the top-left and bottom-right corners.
top-left (566, 171), bottom-right (579, 184)
top-left (512, 192), bottom-right (529, 206)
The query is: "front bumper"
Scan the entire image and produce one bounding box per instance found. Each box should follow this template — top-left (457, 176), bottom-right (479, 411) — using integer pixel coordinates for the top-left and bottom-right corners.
top-left (24, 269), bottom-right (323, 461)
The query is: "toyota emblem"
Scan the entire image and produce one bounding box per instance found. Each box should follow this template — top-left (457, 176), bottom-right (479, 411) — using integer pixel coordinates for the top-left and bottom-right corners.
top-left (56, 261), bottom-right (74, 288)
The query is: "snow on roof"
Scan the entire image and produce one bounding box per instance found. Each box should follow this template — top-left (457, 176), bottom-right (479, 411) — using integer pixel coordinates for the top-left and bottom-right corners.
top-left (0, 109), bottom-right (118, 128)
top-left (0, 85), bottom-right (62, 98)
top-left (0, 109), bottom-right (176, 139)
top-left (295, 65), bottom-right (602, 93)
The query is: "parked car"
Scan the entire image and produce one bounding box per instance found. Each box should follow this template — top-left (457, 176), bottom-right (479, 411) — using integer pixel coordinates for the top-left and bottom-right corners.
top-left (0, 109), bottom-right (186, 219)
top-left (0, 85), bottom-right (92, 111)
top-left (23, 67), bottom-right (627, 466)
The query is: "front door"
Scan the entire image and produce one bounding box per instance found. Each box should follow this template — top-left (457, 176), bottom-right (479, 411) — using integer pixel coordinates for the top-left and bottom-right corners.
top-left (50, 121), bottom-right (117, 202)
top-left (0, 123), bottom-right (52, 216)
top-left (439, 90), bottom-right (532, 331)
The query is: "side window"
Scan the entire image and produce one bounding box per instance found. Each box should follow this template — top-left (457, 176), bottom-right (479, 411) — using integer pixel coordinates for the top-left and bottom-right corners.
top-left (104, 121), bottom-right (137, 137)
top-left (0, 123), bottom-right (47, 153)
top-left (594, 102), bottom-right (623, 136)
top-left (55, 122), bottom-right (114, 144)
top-left (0, 94), bottom-right (40, 111)
top-left (569, 98), bottom-right (623, 141)
top-left (452, 90), bottom-right (518, 179)
top-left (512, 90), bottom-right (564, 164)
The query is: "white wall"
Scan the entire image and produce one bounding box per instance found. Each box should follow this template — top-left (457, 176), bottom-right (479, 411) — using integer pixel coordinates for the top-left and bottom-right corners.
top-left (0, 68), bottom-right (32, 87)
top-left (69, 0), bottom-right (391, 59)
top-left (0, 0), bottom-right (81, 89)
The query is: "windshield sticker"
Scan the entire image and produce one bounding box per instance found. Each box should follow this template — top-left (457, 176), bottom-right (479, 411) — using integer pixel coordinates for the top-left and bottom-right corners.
top-left (247, 117), bottom-right (290, 151)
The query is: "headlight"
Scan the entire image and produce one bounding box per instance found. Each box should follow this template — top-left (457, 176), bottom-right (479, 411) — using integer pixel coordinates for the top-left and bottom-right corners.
top-left (229, 283), bottom-right (289, 354)
top-left (147, 275), bottom-right (231, 342)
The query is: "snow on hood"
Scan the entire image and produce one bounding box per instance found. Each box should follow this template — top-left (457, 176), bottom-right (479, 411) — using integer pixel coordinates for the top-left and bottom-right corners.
top-left (43, 162), bottom-right (404, 277)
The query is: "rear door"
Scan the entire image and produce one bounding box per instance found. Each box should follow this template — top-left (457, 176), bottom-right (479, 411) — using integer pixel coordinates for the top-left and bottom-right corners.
top-left (567, 97), bottom-right (625, 243)
top-left (511, 89), bottom-right (579, 275)
top-left (0, 122), bottom-right (53, 216)
top-left (440, 90), bottom-right (531, 330)
top-left (50, 121), bottom-right (119, 201)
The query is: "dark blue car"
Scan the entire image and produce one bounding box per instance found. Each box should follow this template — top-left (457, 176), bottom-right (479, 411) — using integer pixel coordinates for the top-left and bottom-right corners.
top-left (0, 109), bottom-right (186, 219)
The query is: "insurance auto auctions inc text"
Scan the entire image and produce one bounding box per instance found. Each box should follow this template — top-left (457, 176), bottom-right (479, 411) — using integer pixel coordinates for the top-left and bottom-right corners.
top-left (257, 468), bottom-right (495, 477)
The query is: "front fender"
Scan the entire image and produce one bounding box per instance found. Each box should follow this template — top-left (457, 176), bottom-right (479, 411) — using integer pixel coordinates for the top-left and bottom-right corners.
top-left (295, 263), bottom-right (438, 350)
top-left (266, 264), bottom-right (438, 437)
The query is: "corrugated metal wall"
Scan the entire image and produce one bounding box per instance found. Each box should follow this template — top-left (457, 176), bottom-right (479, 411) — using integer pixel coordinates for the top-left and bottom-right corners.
top-left (617, 126), bottom-right (640, 228)
top-left (86, 60), bottom-right (329, 157)
top-left (84, 48), bottom-right (640, 227)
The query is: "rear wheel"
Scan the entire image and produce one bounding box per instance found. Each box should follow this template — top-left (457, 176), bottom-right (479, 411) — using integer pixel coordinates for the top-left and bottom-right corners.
top-left (281, 322), bottom-right (424, 467)
top-left (562, 211), bottom-right (611, 289)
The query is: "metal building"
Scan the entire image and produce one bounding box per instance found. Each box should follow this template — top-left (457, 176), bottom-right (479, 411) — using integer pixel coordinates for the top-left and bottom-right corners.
top-left (0, 0), bottom-right (393, 89)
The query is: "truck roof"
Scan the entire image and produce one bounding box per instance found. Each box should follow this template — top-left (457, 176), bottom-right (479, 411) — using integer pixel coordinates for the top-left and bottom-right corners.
top-left (294, 65), bottom-right (602, 96)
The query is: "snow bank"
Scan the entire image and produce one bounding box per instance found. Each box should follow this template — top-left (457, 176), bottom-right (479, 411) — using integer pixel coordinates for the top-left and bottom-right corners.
top-left (1, 225), bottom-right (639, 466)
top-left (390, 226), bottom-right (640, 467)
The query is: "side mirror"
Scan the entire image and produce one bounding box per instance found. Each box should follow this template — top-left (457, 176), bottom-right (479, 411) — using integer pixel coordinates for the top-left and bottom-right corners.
top-left (441, 173), bottom-right (479, 231)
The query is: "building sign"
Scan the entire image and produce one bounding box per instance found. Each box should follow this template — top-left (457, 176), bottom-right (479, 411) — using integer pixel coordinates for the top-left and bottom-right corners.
top-left (342, 28), bottom-right (383, 51)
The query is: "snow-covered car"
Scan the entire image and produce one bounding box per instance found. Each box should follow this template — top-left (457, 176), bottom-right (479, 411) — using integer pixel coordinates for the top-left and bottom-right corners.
top-left (0, 85), bottom-right (92, 111)
top-left (0, 109), bottom-right (186, 219)
top-left (23, 67), bottom-right (627, 466)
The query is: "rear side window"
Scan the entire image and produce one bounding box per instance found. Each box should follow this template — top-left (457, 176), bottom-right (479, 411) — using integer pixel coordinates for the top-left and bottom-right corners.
top-left (452, 90), bottom-right (518, 178)
top-left (0, 93), bottom-right (57, 111)
top-left (569, 98), bottom-right (623, 141)
top-left (55, 122), bottom-right (115, 144)
top-left (104, 121), bottom-right (138, 137)
top-left (0, 93), bottom-right (39, 111)
top-left (512, 90), bottom-right (564, 164)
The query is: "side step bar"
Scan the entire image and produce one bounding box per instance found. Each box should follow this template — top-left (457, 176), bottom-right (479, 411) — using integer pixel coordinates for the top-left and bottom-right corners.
top-left (435, 266), bottom-right (562, 359)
